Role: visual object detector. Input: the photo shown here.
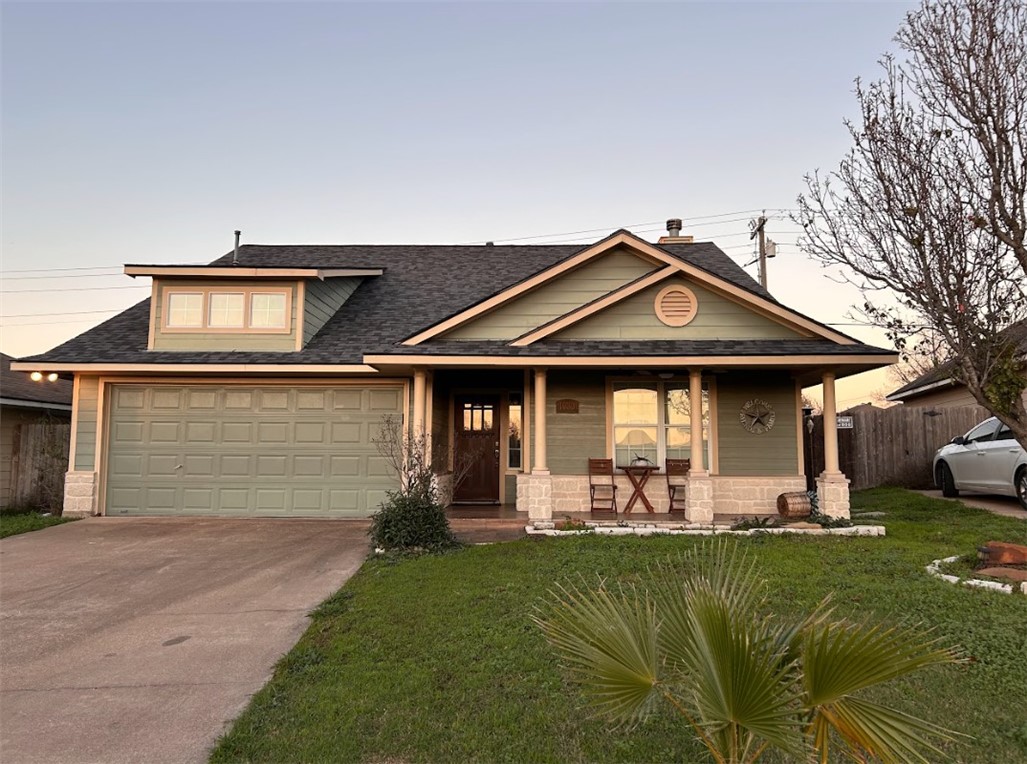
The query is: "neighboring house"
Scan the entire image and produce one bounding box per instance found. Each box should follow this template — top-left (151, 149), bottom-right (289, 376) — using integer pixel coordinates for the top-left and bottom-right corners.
top-left (14, 224), bottom-right (897, 521)
top-left (885, 320), bottom-right (1027, 410)
top-left (1, 353), bottom-right (73, 506)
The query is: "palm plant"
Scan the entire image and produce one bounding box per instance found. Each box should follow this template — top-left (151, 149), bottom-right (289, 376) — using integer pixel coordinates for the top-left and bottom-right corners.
top-left (535, 541), bottom-right (963, 763)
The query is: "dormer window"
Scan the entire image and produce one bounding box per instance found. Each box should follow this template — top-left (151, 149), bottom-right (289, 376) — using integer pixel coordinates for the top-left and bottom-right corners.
top-left (249, 292), bottom-right (287, 329)
top-left (161, 287), bottom-right (292, 333)
top-left (208, 293), bottom-right (245, 328)
top-left (166, 293), bottom-right (204, 328)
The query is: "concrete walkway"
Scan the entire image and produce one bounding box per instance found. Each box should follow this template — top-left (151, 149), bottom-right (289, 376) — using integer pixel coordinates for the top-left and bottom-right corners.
top-left (914, 490), bottom-right (1026, 519)
top-left (0, 517), bottom-right (370, 764)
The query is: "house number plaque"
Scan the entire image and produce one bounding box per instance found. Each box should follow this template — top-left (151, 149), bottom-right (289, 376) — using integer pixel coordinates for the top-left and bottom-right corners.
top-left (555, 399), bottom-right (580, 414)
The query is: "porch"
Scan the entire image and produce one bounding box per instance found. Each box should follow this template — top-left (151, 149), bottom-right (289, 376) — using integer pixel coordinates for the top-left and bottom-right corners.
top-left (415, 364), bottom-right (852, 523)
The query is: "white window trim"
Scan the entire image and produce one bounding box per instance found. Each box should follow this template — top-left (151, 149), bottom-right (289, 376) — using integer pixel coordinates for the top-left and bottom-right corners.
top-left (161, 286), bottom-right (292, 334)
top-left (609, 377), bottom-right (712, 468)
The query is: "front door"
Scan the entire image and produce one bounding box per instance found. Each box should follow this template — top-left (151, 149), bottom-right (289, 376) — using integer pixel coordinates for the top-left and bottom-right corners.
top-left (453, 395), bottom-right (501, 504)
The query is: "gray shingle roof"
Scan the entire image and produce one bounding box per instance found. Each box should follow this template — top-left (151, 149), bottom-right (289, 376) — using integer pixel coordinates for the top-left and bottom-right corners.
top-left (23, 238), bottom-right (890, 365)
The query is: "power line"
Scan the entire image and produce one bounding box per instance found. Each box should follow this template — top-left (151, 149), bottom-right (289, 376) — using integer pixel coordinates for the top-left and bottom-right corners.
top-left (1, 264), bottom-right (125, 275)
top-left (2, 271), bottom-right (124, 281)
top-left (0, 284), bottom-right (150, 295)
top-left (0, 307), bottom-right (128, 319)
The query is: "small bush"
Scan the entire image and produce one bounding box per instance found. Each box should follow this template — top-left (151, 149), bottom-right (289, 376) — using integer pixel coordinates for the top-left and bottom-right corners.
top-left (370, 492), bottom-right (458, 551)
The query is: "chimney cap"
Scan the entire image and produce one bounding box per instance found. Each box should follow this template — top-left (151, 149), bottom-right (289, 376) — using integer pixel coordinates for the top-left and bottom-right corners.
top-left (666, 218), bottom-right (682, 232)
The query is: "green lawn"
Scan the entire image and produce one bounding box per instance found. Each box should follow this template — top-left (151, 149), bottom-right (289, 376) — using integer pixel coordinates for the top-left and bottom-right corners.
top-left (0, 510), bottom-right (77, 538)
top-left (211, 489), bottom-right (1027, 763)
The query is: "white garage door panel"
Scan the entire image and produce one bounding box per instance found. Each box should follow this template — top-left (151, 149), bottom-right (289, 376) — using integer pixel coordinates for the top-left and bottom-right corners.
top-left (105, 384), bottom-right (403, 517)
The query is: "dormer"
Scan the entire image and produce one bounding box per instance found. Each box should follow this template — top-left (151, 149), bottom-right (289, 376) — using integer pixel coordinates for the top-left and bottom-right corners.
top-left (125, 265), bottom-right (382, 352)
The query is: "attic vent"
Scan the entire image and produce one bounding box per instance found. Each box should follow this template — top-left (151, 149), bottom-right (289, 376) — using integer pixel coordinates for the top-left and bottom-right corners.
top-left (655, 285), bottom-right (698, 327)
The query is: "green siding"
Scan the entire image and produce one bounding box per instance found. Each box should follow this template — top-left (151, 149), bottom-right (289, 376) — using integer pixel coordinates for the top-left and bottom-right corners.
top-left (546, 371), bottom-right (608, 475)
top-left (556, 278), bottom-right (805, 340)
top-left (716, 373), bottom-right (798, 476)
top-left (74, 376), bottom-right (100, 471)
top-left (446, 248), bottom-right (657, 340)
top-left (151, 279), bottom-right (299, 352)
top-left (303, 277), bottom-right (362, 345)
top-left (504, 473), bottom-right (517, 505)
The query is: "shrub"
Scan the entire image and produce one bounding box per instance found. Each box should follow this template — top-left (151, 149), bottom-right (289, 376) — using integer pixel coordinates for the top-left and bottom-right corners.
top-left (370, 491), bottom-right (457, 551)
top-left (369, 415), bottom-right (460, 552)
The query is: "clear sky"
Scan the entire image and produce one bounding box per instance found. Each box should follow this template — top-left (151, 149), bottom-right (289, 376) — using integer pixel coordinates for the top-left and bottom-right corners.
top-left (1, 0), bottom-right (916, 408)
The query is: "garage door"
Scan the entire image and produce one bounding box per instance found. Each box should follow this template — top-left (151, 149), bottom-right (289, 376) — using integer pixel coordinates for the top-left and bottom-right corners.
top-left (105, 384), bottom-right (403, 517)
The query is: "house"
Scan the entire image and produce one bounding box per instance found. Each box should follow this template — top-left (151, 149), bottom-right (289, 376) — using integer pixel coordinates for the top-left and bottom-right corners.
top-left (14, 223), bottom-right (897, 521)
top-left (886, 320), bottom-right (1027, 410)
top-left (1, 353), bottom-right (73, 507)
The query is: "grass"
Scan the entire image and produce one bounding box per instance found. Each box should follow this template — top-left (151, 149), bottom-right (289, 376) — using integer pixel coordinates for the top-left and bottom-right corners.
top-left (211, 488), bottom-right (1027, 763)
top-left (0, 509), bottom-right (77, 538)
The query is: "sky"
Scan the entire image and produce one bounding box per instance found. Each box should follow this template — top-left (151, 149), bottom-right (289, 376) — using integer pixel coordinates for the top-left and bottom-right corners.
top-left (1, 0), bottom-right (917, 409)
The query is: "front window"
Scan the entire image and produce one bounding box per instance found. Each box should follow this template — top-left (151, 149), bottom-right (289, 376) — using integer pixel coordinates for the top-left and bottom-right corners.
top-left (613, 381), bottom-right (709, 468)
top-left (508, 392), bottom-right (522, 469)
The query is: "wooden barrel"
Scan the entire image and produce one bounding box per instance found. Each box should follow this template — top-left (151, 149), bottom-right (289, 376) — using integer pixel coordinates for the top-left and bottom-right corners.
top-left (777, 492), bottom-right (812, 519)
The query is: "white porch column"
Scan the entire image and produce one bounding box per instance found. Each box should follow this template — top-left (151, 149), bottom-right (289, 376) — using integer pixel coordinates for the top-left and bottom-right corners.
top-left (519, 367), bottom-right (552, 521)
top-left (533, 368), bottom-right (548, 474)
top-left (412, 368), bottom-right (427, 440)
top-left (686, 368), bottom-right (713, 524)
top-left (821, 371), bottom-right (839, 475)
top-left (817, 370), bottom-right (850, 518)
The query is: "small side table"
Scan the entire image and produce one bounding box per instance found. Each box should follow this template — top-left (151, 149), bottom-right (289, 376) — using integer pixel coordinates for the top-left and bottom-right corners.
top-left (621, 465), bottom-right (661, 513)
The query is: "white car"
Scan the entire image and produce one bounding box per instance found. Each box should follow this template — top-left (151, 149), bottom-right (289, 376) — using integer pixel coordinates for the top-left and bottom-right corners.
top-left (933, 416), bottom-right (1027, 510)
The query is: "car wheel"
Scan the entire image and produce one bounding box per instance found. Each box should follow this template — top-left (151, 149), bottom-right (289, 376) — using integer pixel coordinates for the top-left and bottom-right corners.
top-left (938, 462), bottom-right (959, 497)
top-left (1016, 467), bottom-right (1027, 511)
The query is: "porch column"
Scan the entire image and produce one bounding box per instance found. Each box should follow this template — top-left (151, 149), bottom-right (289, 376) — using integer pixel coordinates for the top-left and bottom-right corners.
top-left (816, 371), bottom-right (850, 518)
top-left (688, 369), bottom-right (707, 476)
top-left (518, 367), bottom-right (552, 522)
top-left (686, 368), bottom-right (713, 524)
top-left (533, 368), bottom-right (548, 474)
top-left (412, 368), bottom-right (427, 440)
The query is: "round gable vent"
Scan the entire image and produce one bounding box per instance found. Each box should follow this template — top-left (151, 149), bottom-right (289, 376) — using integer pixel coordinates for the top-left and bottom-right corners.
top-left (655, 285), bottom-right (698, 327)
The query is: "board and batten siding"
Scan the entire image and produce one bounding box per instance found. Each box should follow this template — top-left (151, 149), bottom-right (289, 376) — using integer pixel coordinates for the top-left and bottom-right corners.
top-left (151, 279), bottom-right (299, 352)
top-left (716, 373), bottom-right (798, 476)
top-left (73, 376), bottom-right (101, 471)
top-left (546, 371), bottom-right (608, 475)
top-left (303, 277), bottom-right (362, 345)
top-left (555, 278), bottom-right (806, 341)
top-left (445, 248), bottom-right (658, 340)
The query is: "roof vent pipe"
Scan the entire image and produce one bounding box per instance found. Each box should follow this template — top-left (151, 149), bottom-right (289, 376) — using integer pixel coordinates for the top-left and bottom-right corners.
top-left (233, 230), bottom-right (241, 266)
top-left (666, 218), bottom-right (682, 238)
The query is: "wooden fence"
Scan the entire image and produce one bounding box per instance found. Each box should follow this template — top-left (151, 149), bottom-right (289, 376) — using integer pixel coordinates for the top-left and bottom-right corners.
top-left (805, 404), bottom-right (991, 490)
top-left (8, 421), bottom-right (71, 512)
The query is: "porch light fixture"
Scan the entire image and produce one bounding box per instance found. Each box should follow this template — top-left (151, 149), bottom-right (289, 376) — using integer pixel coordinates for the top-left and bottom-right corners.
top-left (29, 371), bottom-right (59, 383)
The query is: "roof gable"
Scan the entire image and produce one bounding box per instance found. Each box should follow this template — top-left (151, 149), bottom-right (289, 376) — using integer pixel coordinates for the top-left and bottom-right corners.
top-left (549, 276), bottom-right (809, 342)
top-left (405, 230), bottom-right (853, 346)
top-left (444, 246), bottom-right (659, 341)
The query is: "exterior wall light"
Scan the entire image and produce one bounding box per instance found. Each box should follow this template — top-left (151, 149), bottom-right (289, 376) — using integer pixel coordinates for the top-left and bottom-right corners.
top-left (47, 373), bottom-right (59, 382)
top-left (30, 371), bottom-right (43, 381)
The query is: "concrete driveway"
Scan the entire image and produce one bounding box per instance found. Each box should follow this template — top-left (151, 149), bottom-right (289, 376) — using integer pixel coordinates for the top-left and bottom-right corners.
top-left (0, 517), bottom-right (370, 764)
top-left (914, 489), bottom-right (1026, 518)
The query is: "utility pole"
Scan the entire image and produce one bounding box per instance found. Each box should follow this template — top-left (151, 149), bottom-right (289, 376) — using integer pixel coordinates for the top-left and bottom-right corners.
top-left (749, 214), bottom-right (768, 289)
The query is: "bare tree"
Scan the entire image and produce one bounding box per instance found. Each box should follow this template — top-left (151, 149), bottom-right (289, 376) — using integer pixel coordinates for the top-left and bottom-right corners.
top-left (797, 0), bottom-right (1027, 448)
top-left (372, 415), bottom-right (483, 504)
top-left (888, 329), bottom-right (949, 386)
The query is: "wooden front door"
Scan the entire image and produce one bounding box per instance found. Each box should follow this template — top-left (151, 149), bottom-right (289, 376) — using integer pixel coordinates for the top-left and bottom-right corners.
top-left (453, 395), bottom-right (501, 504)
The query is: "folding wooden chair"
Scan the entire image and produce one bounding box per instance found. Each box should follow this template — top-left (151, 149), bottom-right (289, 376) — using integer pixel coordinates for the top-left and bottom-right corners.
top-left (666, 458), bottom-right (691, 512)
top-left (588, 458), bottom-right (618, 514)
